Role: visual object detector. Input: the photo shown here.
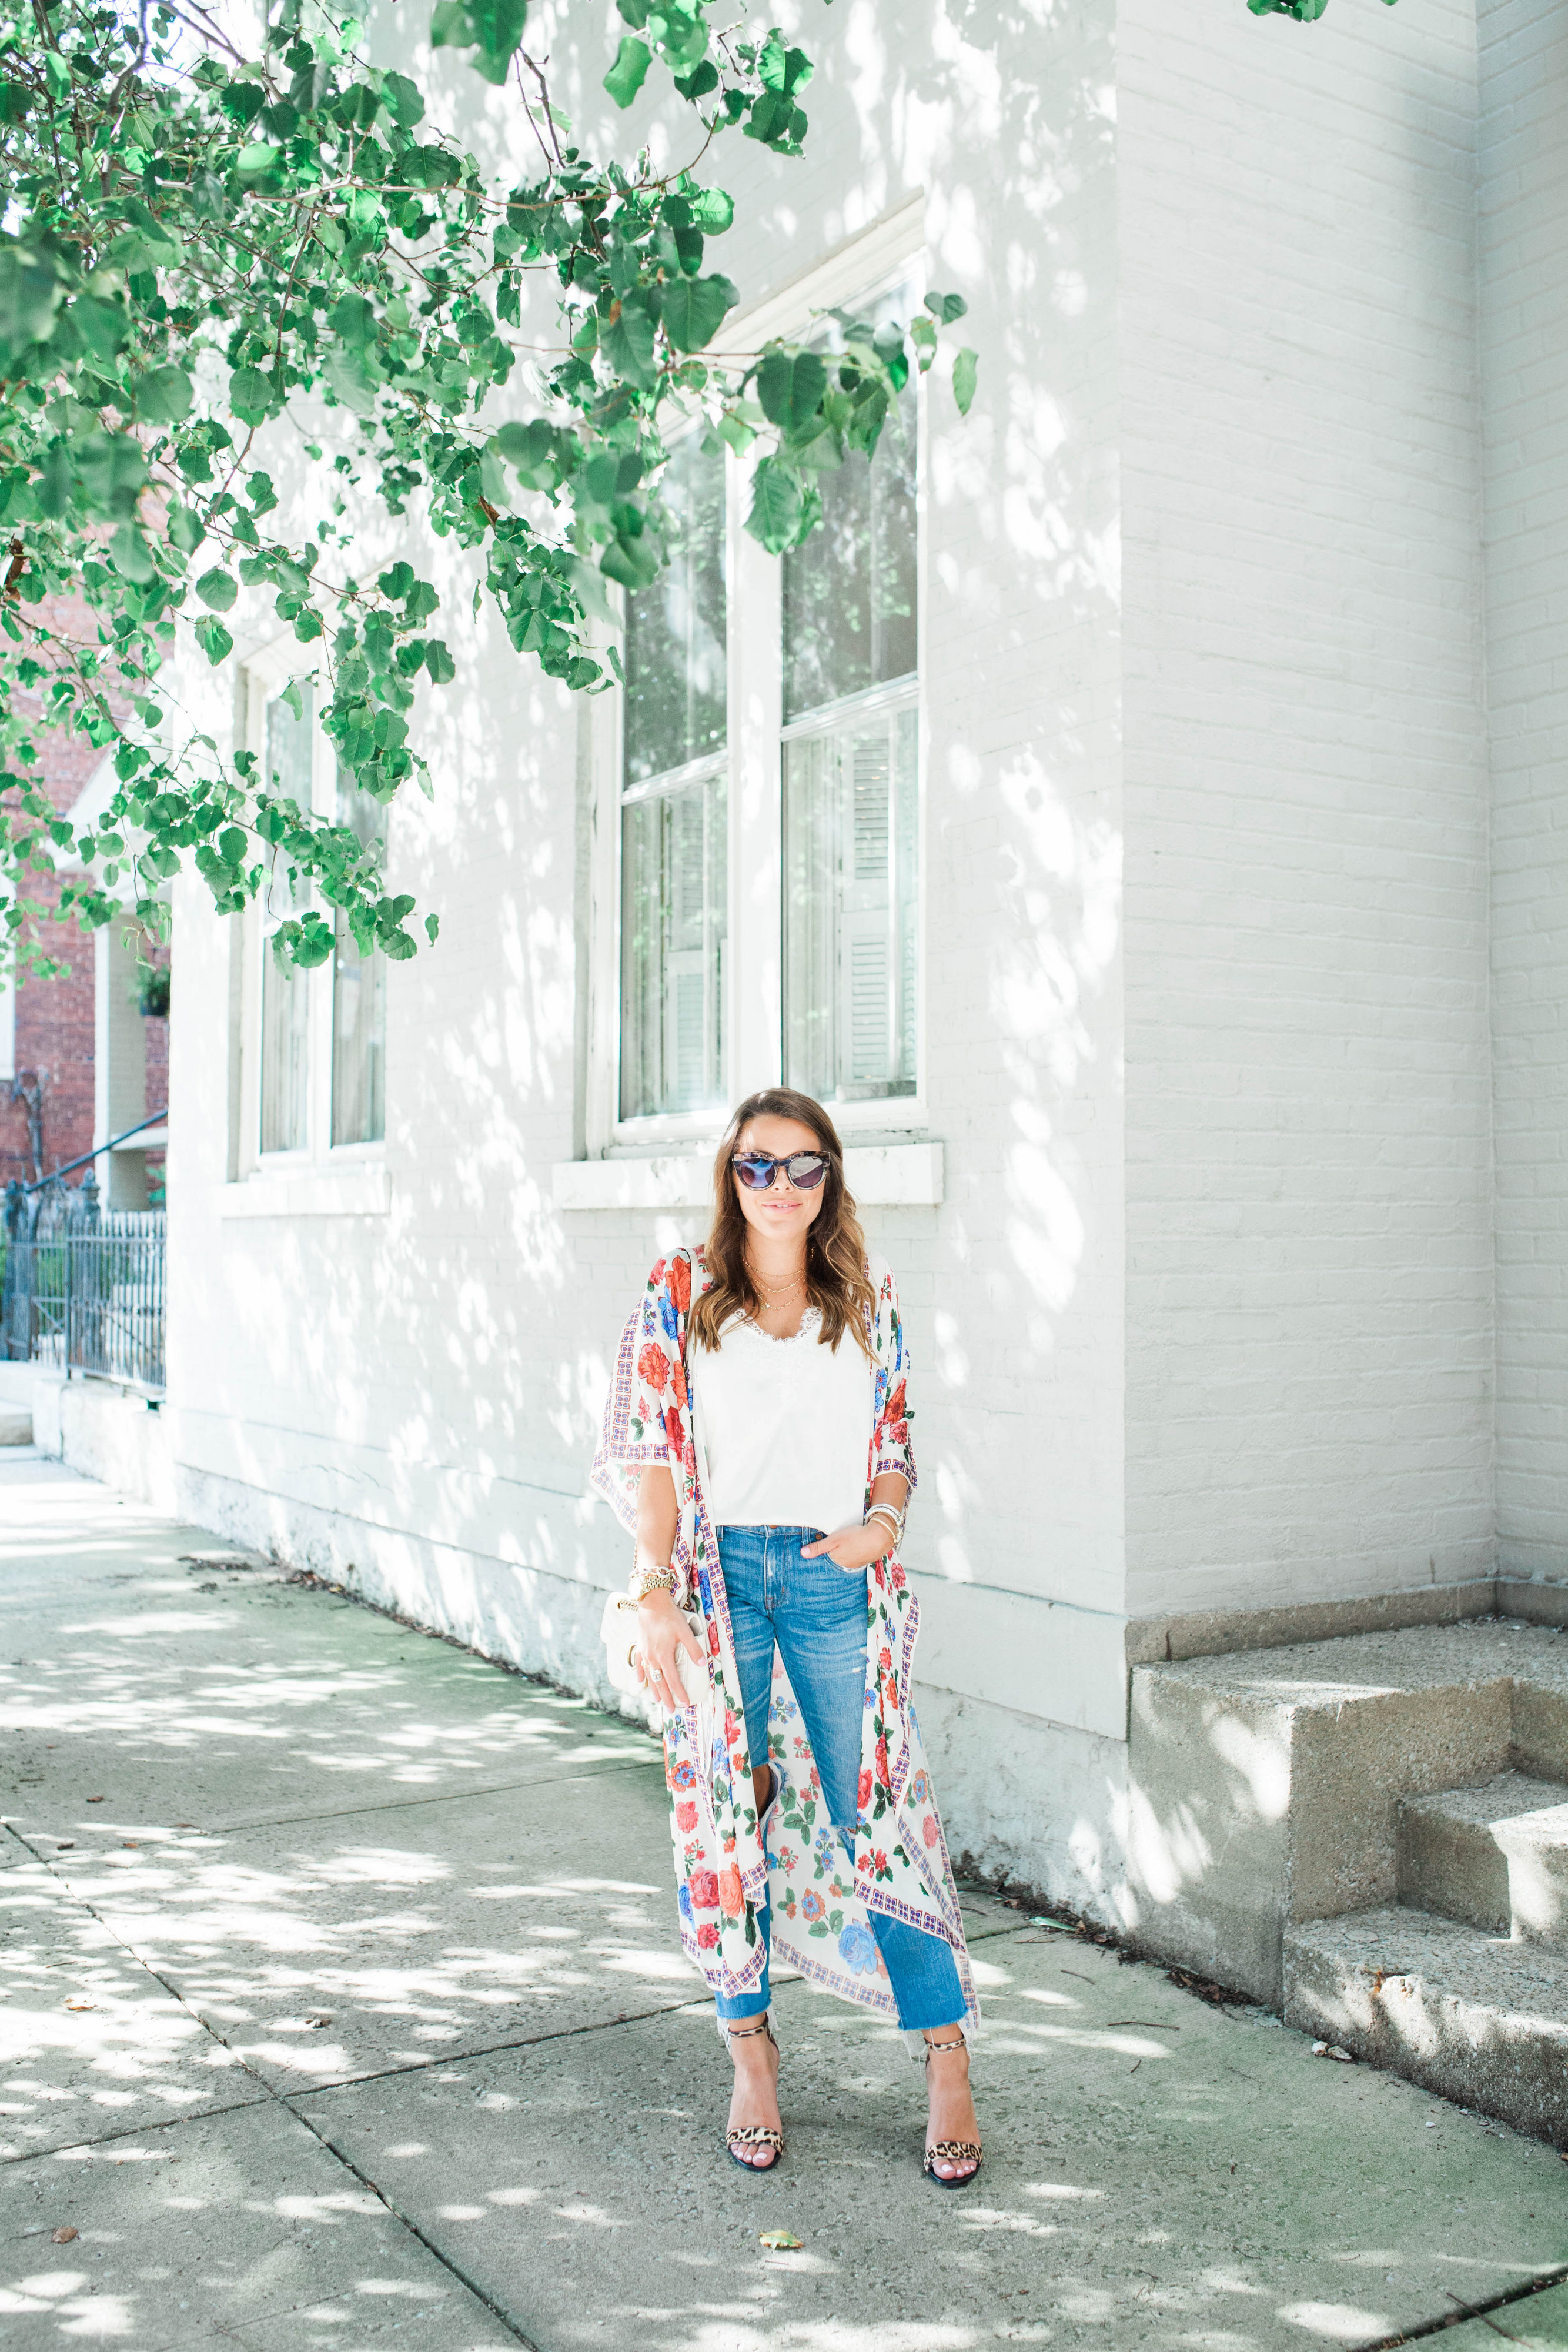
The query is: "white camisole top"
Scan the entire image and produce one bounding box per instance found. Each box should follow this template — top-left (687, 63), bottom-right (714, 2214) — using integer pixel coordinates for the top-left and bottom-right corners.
top-left (691, 1308), bottom-right (874, 1534)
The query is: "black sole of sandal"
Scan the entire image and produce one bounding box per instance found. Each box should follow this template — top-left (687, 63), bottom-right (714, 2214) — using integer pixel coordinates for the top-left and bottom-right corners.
top-left (924, 2152), bottom-right (983, 2190)
top-left (726, 2124), bottom-right (784, 2174)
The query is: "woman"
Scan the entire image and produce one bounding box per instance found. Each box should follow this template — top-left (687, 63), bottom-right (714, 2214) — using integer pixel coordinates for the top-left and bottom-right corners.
top-left (592, 1088), bottom-right (982, 2185)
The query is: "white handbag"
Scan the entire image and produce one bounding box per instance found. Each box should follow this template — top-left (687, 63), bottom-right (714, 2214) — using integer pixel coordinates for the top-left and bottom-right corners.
top-left (599, 1590), bottom-right (712, 1721)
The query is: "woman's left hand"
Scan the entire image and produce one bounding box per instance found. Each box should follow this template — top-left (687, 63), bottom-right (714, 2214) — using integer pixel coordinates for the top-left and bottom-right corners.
top-left (801, 1520), bottom-right (892, 1571)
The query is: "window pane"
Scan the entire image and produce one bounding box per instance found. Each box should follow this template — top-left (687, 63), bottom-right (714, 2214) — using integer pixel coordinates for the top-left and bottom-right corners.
top-left (332, 936), bottom-right (385, 1146)
top-left (620, 770), bottom-right (727, 1120)
top-left (784, 702), bottom-right (917, 1101)
top-left (265, 683), bottom-right (315, 799)
top-left (260, 946), bottom-right (310, 1151)
top-left (624, 435), bottom-right (727, 785)
top-left (332, 769), bottom-right (387, 1147)
top-left (781, 376), bottom-right (917, 722)
top-left (259, 684), bottom-right (315, 1152)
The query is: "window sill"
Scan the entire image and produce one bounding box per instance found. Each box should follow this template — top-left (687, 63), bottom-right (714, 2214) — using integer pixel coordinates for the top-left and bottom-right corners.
top-left (219, 1163), bottom-right (391, 1219)
top-left (553, 1140), bottom-right (942, 1211)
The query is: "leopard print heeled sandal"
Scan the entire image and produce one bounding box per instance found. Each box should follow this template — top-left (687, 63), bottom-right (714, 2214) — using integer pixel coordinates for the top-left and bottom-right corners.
top-left (723, 2019), bottom-right (784, 2174)
top-left (922, 2031), bottom-right (982, 2190)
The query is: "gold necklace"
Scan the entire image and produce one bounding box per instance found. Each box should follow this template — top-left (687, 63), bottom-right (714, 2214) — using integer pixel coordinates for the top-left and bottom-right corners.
top-left (752, 1270), bottom-right (805, 1306)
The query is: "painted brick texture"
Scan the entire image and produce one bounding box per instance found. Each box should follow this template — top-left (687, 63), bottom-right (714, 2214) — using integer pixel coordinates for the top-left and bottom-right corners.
top-left (165, 0), bottom-right (1131, 1745)
top-left (1, 717), bottom-right (101, 1191)
top-left (1119, 0), bottom-right (1495, 1615)
top-left (1482, 0), bottom-right (1568, 1579)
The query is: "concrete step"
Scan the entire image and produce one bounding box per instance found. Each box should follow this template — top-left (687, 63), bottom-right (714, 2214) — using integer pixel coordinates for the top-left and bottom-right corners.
top-left (1284, 1902), bottom-right (1568, 2143)
top-left (1399, 1771), bottom-right (1568, 1943)
top-left (0, 1405), bottom-right (32, 1445)
top-left (1127, 1618), bottom-right (1568, 2004)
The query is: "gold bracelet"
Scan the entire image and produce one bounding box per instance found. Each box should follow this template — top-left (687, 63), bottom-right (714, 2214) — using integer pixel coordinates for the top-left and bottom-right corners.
top-left (631, 1563), bottom-right (677, 1602)
top-left (867, 1506), bottom-right (902, 1548)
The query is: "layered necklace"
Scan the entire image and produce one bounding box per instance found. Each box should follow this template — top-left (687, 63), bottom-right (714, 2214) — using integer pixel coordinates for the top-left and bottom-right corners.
top-left (750, 1265), bottom-right (807, 1309)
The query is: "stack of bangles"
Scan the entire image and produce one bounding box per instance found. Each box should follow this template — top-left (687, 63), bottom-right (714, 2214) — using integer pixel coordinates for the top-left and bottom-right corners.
top-left (867, 1505), bottom-right (904, 1549)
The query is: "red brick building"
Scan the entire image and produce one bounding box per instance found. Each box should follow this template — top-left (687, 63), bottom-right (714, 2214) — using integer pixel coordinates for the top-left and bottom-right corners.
top-left (2, 613), bottom-right (170, 1201)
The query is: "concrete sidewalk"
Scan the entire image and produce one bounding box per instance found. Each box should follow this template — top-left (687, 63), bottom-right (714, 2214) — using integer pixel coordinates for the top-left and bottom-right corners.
top-left (2, 1454), bottom-right (1566, 2351)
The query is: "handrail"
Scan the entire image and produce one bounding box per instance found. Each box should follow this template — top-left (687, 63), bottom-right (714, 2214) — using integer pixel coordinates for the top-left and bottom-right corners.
top-left (19, 1108), bottom-right (170, 1195)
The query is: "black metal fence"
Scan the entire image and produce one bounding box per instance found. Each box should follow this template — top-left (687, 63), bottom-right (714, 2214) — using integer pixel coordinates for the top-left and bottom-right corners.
top-left (1, 1176), bottom-right (166, 1391)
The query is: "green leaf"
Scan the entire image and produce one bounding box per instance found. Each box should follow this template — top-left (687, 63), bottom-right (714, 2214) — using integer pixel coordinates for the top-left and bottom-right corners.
top-left (72, 295), bottom-right (128, 363)
top-left (603, 35), bottom-right (651, 108)
top-left (424, 640), bottom-right (456, 684)
top-left (467, 0), bottom-right (528, 62)
top-left (324, 346), bottom-right (379, 416)
top-left (745, 458), bottom-right (803, 555)
top-left (952, 346), bottom-right (978, 416)
top-left (684, 187), bottom-right (734, 233)
top-left (424, 912), bottom-right (440, 944)
top-left (381, 69), bottom-right (424, 125)
top-left (329, 293), bottom-right (377, 348)
top-left (35, 442), bottom-right (71, 520)
top-left (755, 348), bottom-right (828, 431)
top-left (0, 244), bottom-right (61, 353)
top-left (195, 616), bottom-right (235, 666)
top-left (601, 295), bottom-right (656, 386)
top-left (924, 290), bottom-right (968, 326)
top-left (112, 524), bottom-right (156, 583)
top-left (234, 140), bottom-right (282, 180)
top-left (431, 0), bottom-right (527, 78)
top-left (659, 273), bottom-right (737, 354)
top-left (134, 365), bottom-right (193, 425)
top-left (196, 569), bottom-right (238, 612)
top-left (756, 28), bottom-right (811, 95)
top-left (229, 366), bottom-right (276, 425)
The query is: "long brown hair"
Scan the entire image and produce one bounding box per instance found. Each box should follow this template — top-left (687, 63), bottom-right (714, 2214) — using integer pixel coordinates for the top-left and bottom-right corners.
top-left (688, 1088), bottom-right (876, 1358)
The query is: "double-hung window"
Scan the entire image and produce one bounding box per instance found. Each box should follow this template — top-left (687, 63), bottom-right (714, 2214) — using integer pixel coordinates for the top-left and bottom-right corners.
top-left (332, 768), bottom-right (387, 1148)
top-left (243, 657), bottom-right (389, 1174)
top-left (258, 683), bottom-right (313, 1155)
top-left (780, 355), bottom-right (919, 1101)
top-left (601, 262), bottom-right (924, 1145)
top-left (618, 432), bottom-right (729, 1122)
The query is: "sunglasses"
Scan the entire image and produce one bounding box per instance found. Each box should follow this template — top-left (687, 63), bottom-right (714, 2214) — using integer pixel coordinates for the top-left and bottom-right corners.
top-left (732, 1151), bottom-right (831, 1191)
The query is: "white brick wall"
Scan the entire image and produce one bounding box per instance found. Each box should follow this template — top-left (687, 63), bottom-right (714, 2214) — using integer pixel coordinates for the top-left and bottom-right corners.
top-left (156, 0), bottom-right (1567, 1913)
top-left (1119, 0), bottom-right (1495, 1616)
top-left (164, 0), bottom-right (1133, 1907)
top-left (1482, 0), bottom-right (1568, 1580)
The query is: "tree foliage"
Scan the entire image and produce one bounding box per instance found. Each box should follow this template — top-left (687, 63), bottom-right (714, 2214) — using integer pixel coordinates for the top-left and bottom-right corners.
top-left (1246, 0), bottom-right (1397, 21)
top-left (0, 0), bottom-right (974, 973)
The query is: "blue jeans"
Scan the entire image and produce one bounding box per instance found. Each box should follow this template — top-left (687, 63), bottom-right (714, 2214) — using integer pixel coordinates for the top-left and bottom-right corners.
top-left (713, 1524), bottom-right (965, 2033)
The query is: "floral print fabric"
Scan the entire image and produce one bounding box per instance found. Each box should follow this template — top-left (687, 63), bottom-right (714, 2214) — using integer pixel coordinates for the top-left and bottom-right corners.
top-left (591, 1246), bottom-right (979, 2039)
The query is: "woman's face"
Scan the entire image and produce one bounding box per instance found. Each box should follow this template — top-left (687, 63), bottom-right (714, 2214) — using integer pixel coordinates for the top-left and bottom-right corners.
top-left (732, 1113), bottom-right (830, 1251)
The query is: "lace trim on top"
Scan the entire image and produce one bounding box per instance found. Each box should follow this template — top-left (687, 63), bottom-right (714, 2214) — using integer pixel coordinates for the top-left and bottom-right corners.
top-left (733, 1304), bottom-right (822, 1346)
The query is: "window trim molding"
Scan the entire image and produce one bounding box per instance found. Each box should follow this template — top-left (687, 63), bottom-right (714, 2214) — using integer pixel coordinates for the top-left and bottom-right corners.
top-left (228, 639), bottom-right (390, 1194)
top-left (586, 203), bottom-right (933, 1162)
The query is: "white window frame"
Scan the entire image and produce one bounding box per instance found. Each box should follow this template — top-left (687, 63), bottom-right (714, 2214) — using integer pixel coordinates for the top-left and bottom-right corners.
top-left (233, 641), bottom-right (388, 1181)
top-left (586, 199), bottom-right (930, 1158)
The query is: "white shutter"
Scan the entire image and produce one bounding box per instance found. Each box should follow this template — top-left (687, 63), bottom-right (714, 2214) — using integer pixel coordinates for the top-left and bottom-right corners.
top-left (837, 729), bottom-right (893, 1091)
top-left (782, 690), bottom-right (918, 1104)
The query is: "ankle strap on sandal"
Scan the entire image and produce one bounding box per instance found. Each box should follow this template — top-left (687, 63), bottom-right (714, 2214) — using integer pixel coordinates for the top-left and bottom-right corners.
top-left (727, 2020), bottom-right (772, 2041)
top-left (923, 2032), bottom-right (967, 2062)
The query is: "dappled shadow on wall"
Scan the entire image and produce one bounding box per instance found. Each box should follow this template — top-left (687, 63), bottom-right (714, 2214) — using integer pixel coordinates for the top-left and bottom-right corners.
top-left (186, 0), bottom-right (1124, 1713)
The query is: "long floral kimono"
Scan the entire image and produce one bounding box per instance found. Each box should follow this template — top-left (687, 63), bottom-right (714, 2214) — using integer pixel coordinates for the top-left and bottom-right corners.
top-left (591, 1244), bottom-right (979, 2044)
